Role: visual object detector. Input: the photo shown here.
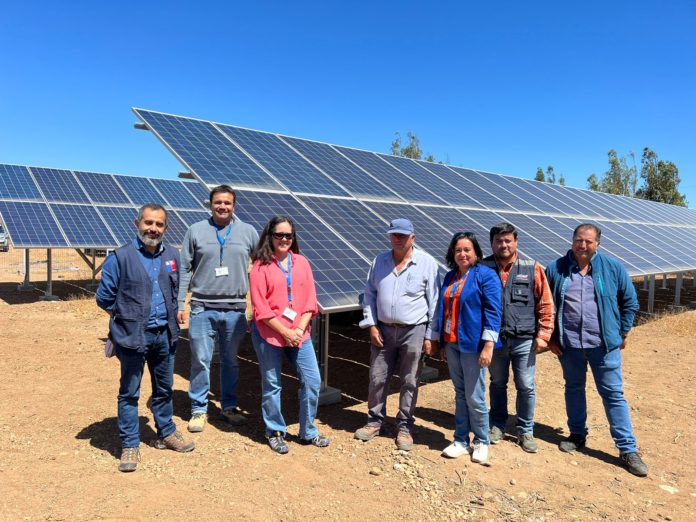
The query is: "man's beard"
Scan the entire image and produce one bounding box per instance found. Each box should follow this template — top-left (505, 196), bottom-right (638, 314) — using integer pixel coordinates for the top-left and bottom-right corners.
top-left (139, 231), bottom-right (163, 247)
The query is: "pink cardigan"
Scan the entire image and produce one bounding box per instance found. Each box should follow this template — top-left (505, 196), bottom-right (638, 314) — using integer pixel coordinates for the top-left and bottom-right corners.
top-left (249, 252), bottom-right (319, 347)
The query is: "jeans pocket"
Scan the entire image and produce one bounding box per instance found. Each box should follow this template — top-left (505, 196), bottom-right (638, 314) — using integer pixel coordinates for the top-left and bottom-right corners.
top-left (190, 305), bottom-right (205, 317)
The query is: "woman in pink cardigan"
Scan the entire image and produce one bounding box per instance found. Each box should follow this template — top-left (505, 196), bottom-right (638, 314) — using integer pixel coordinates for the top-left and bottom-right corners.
top-left (249, 215), bottom-right (330, 454)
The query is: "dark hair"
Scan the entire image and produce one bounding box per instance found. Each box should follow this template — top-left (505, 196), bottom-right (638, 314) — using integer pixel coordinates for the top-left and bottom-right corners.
top-left (573, 223), bottom-right (601, 242)
top-left (137, 203), bottom-right (167, 223)
top-left (445, 232), bottom-right (483, 270)
top-left (489, 222), bottom-right (517, 244)
top-left (209, 184), bottom-right (236, 205)
top-left (252, 215), bottom-right (301, 264)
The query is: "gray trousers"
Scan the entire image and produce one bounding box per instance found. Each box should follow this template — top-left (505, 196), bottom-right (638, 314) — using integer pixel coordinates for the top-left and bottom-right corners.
top-left (366, 322), bottom-right (425, 431)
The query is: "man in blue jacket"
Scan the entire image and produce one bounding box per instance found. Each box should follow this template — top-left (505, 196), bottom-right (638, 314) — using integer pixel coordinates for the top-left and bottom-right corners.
top-left (97, 204), bottom-right (195, 472)
top-left (545, 223), bottom-right (647, 477)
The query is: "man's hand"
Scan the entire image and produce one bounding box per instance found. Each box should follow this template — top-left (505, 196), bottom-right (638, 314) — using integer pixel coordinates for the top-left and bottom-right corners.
top-left (369, 326), bottom-right (384, 348)
top-left (620, 334), bottom-right (629, 350)
top-left (533, 338), bottom-right (549, 354)
top-left (423, 339), bottom-right (436, 357)
top-left (177, 311), bottom-right (187, 325)
top-left (479, 341), bottom-right (494, 368)
top-left (548, 339), bottom-right (562, 356)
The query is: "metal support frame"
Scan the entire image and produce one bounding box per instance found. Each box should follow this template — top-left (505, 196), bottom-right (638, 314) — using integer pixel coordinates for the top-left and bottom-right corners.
top-left (74, 248), bottom-right (105, 289)
top-left (668, 272), bottom-right (686, 311)
top-left (17, 249), bottom-right (35, 291)
top-left (647, 274), bottom-right (655, 315)
top-left (314, 313), bottom-right (341, 405)
top-left (642, 275), bottom-right (649, 291)
top-left (39, 249), bottom-right (60, 301)
top-left (661, 273), bottom-right (668, 290)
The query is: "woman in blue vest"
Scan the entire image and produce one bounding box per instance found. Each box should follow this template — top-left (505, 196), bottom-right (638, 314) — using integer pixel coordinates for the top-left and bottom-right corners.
top-left (431, 232), bottom-right (502, 464)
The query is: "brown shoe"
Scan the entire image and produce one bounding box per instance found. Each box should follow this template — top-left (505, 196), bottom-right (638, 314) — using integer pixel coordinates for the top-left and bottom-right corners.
top-left (155, 430), bottom-right (196, 452)
top-left (119, 447), bottom-right (141, 472)
top-left (354, 424), bottom-right (383, 441)
top-left (396, 429), bottom-right (414, 451)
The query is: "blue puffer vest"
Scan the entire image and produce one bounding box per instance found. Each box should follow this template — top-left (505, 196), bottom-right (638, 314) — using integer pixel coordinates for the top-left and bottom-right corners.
top-left (110, 243), bottom-right (180, 351)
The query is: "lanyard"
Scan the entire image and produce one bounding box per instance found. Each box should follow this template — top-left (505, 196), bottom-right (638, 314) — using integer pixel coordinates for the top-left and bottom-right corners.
top-left (276, 255), bottom-right (293, 303)
top-left (215, 223), bottom-right (233, 266)
top-left (448, 271), bottom-right (469, 299)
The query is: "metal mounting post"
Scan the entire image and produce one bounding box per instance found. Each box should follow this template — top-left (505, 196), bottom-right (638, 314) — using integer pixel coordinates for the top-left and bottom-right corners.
top-left (647, 274), bottom-right (655, 315)
top-left (40, 249), bottom-right (60, 301)
top-left (314, 313), bottom-right (341, 405)
top-left (17, 249), bottom-right (35, 291)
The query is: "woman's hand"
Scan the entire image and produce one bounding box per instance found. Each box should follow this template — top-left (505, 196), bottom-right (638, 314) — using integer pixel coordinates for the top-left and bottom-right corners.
top-left (283, 327), bottom-right (302, 347)
top-left (479, 341), bottom-right (494, 368)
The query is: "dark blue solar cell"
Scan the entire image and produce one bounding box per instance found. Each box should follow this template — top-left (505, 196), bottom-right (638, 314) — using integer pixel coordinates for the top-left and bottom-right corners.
top-left (419, 206), bottom-right (495, 258)
top-left (336, 146), bottom-right (448, 205)
top-left (497, 213), bottom-right (567, 264)
top-left (50, 204), bottom-right (117, 247)
top-left (166, 211), bottom-right (192, 246)
top-left (0, 201), bottom-right (67, 247)
top-left (150, 179), bottom-right (203, 209)
top-left (134, 109), bottom-right (283, 190)
top-left (218, 125), bottom-right (350, 196)
top-left (379, 154), bottom-right (484, 208)
top-left (281, 136), bottom-right (401, 201)
top-left (233, 190), bottom-right (370, 310)
top-left (0, 164), bottom-right (42, 200)
top-left (418, 163), bottom-right (513, 211)
top-left (182, 182), bottom-right (210, 208)
top-left (96, 206), bottom-right (138, 245)
top-left (495, 176), bottom-right (568, 215)
top-left (452, 169), bottom-right (540, 213)
top-left (74, 171), bottom-right (131, 204)
top-left (606, 221), bottom-right (683, 271)
top-left (176, 210), bottom-right (210, 226)
top-left (299, 196), bottom-right (391, 261)
top-left (113, 176), bottom-right (167, 206)
top-left (31, 168), bottom-right (89, 203)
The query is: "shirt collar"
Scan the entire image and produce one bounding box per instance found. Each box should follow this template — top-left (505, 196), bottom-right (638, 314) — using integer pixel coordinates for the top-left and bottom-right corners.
top-left (133, 237), bottom-right (164, 256)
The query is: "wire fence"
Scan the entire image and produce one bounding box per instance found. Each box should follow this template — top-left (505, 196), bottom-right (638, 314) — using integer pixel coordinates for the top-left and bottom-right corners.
top-left (0, 246), bottom-right (103, 284)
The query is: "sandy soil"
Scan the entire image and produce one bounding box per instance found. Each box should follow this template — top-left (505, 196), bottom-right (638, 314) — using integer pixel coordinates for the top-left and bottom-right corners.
top-left (1, 268), bottom-right (695, 521)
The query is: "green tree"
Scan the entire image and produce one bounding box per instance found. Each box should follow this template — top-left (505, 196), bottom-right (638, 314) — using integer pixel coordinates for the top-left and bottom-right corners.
top-left (587, 173), bottom-right (600, 191)
top-left (546, 165), bottom-right (556, 184)
top-left (390, 131), bottom-right (424, 160)
top-left (559, 174), bottom-right (566, 186)
top-left (534, 167), bottom-right (545, 182)
top-left (635, 147), bottom-right (687, 206)
top-left (587, 150), bottom-right (637, 196)
top-left (424, 154), bottom-right (436, 163)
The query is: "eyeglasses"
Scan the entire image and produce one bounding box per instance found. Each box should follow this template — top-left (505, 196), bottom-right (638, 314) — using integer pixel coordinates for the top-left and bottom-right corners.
top-left (272, 232), bottom-right (294, 240)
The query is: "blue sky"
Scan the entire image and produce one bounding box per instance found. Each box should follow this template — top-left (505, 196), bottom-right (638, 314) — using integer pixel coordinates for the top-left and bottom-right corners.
top-left (2, 1), bottom-right (694, 207)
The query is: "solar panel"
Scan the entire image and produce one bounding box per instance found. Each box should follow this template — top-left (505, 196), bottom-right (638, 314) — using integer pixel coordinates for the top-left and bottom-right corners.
top-left (133, 109), bottom-right (284, 190)
top-left (150, 178), bottom-right (204, 209)
top-left (298, 196), bottom-right (390, 261)
top-left (176, 210), bottom-right (210, 227)
top-left (281, 136), bottom-right (402, 201)
top-left (415, 205), bottom-right (494, 257)
top-left (163, 211), bottom-right (189, 247)
top-left (451, 168), bottom-right (540, 213)
top-left (113, 175), bottom-right (166, 206)
top-left (0, 164), bottom-right (42, 200)
top-left (335, 146), bottom-right (448, 205)
top-left (50, 204), bottom-right (116, 247)
top-left (0, 201), bottom-right (67, 247)
top-left (74, 171), bottom-right (132, 205)
top-left (218, 125), bottom-right (350, 197)
top-left (496, 213), bottom-right (566, 265)
top-left (31, 167), bottom-right (89, 204)
top-left (182, 182), bottom-right (210, 208)
top-left (233, 190), bottom-right (370, 310)
top-left (96, 206), bottom-right (138, 245)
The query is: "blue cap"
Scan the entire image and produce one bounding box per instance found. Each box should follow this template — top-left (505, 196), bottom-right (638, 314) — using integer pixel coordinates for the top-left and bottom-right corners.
top-left (387, 218), bottom-right (414, 235)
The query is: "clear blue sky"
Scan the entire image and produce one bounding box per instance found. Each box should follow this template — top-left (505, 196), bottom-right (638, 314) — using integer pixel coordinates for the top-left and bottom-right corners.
top-left (2, 1), bottom-right (695, 207)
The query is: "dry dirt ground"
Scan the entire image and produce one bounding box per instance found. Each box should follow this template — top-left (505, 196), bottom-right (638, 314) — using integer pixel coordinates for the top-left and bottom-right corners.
top-left (1, 267), bottom-right (695, 521)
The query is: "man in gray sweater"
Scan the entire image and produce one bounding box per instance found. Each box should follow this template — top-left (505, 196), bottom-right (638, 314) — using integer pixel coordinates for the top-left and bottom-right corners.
top-left (177, 185), bottom-right (259, 433)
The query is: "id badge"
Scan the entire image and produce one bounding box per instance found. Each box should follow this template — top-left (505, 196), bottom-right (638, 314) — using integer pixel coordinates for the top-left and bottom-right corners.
top-left (215, 266), bottom-right (229, 277)
top-left (445, 318), bottom-right (452, 334)
top-left (282, 307), bottom-right (298, 321)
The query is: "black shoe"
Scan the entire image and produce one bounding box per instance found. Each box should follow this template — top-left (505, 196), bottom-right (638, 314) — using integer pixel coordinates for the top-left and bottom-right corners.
top-left (620, 452), bottom-right (648, 477)
top-left (559, 434), bottom-right (586, 453)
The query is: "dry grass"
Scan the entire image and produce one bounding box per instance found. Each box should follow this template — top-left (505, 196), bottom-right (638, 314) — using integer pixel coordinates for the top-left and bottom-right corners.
top-left (638, 309), bottom-right (696, 337)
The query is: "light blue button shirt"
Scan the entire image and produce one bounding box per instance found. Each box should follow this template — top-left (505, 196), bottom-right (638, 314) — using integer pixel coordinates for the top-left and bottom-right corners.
top-left (359, 248), bottom-right (441, 338)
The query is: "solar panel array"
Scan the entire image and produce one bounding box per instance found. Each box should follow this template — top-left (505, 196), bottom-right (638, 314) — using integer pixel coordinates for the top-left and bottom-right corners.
top-left (132, 108), bottom-right (696, 311)
top-left (0, 164), bottom-right (209, 249)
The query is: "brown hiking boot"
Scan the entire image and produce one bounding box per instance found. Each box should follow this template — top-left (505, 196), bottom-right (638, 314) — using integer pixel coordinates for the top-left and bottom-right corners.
top-left (396, 429), bottom-right (414, 451)
top-left (155, 430), bottom-right (196, 452)
top-left (119, 447), bottom-right (141, 472)
top-left (354, 424), bottom-right (383, 441)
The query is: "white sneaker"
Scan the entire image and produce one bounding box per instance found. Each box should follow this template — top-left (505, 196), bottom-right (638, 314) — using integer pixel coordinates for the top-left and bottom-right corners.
top-left (441, 440), bottom-right (470, 459)
top-left (471, 443), bottom-right (489, 464)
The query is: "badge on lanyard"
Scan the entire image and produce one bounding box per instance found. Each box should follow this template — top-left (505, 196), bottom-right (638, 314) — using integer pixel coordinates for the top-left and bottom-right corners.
top-left (215, 266), bottom-right (229, 277)
top-left (215, 221), bottom-right (233, 274)
top-left (276, 255), bottom-right (295, 320)
top-left (282, 307), bottom-right (298, 321)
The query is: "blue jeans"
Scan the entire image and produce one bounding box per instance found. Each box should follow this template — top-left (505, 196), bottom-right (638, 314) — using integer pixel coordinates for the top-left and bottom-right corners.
top-left (117, 328), bottom-right (176, 448)
top-left (559, 346), bottom-right (637, 453)
top-left (188, 305), bottom-right (248, 414)
top-left (251, 324), bottom-right (321, 439)
top-left (489, 337), bottom-right (536, 434)
top-left (446, 344), bottom-right (489, 446)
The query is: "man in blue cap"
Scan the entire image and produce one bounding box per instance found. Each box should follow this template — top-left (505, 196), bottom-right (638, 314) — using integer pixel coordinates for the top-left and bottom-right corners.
top-left (356, 218), bottom-right (440, 451)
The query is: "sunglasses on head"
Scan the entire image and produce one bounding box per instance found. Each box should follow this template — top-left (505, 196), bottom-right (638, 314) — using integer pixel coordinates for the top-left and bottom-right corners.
top-left (272, 232), bottom-right (294, 240)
